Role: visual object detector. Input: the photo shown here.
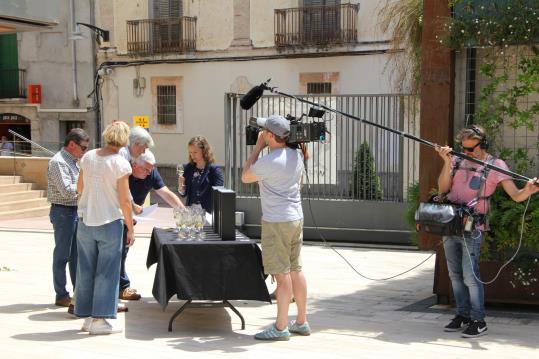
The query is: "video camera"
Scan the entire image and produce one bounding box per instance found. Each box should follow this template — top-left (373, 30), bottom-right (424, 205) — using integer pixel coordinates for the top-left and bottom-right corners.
top-left (245, 108), bottom-right (327, 146)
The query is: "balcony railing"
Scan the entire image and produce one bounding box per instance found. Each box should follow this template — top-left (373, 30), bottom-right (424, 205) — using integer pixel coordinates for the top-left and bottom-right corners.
top-left (275, 4), bottom-right (358, 48)
top-left (0, 69), bottom-right (26, 99)
top-left (127, 17), bottom-right (197, 56)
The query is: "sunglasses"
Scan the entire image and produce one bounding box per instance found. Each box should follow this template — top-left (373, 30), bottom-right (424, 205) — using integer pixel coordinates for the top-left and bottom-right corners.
top-left (76, 143), bottom-right (89, 151)
top-left (462, 142), bottom-right (480, 152)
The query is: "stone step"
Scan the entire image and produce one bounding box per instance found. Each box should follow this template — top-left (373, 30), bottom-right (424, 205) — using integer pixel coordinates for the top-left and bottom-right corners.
top-left (0, 175), bottom-right (21, 184)
top-left (0, 190), bottom-right (45, 202)
top-left (0, 205), bottom-right (51, 220)
top-left (0, 183), bottom-right (33, 193)
top-left (0, 197), bottom-right (49, 212)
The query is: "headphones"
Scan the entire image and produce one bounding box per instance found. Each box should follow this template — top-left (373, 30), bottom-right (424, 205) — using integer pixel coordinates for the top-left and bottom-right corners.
top-left (468, 125), bottom-right (489, 150)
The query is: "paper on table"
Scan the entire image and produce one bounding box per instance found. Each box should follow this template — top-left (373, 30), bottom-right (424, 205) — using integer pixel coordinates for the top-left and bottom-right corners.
top-left (134, 203), bottom-right (158, 220)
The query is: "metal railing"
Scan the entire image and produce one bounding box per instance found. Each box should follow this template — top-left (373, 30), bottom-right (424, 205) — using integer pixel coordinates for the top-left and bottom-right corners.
top-left (0, 69), bottom-right (26, 99)
top-left (225, 93), bottom-right (420, 202)
top-left (275, 3), bottom-right (358, 47)
top-left (127, 17), bottom-right (197, 56)
top-left (6, 129), bottom-right (56, 157)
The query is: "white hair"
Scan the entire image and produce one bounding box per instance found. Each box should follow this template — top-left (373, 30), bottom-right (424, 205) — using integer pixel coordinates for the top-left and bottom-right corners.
top-left (129, 126), bottom-right (154, 148)
top-left (134, 149), bottom-right (156, 166)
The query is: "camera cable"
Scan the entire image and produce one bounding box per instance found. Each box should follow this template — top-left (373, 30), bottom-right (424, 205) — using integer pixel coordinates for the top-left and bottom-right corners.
top-left (460, 190), bottom-right (531, 285)
top-left (302, 163), bottom-right (439, 281)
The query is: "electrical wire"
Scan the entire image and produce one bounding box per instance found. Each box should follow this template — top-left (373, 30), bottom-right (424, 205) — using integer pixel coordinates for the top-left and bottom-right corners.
top-left (302, 160), bottom-right (439, 281)
top-left (461, 187), bottom-right (532, 285)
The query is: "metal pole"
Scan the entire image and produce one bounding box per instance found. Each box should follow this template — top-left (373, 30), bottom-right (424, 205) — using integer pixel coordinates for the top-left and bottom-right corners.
top-left (263, 85), bottom-right (536, 184)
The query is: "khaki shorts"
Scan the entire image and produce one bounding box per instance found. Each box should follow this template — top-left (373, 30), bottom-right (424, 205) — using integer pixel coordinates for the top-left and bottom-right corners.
top-left (260, 219), bottom-right (304, 275)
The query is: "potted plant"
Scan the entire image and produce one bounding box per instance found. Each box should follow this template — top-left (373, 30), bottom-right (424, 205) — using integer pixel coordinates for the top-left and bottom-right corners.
top-left (433, 0), bottom-right (539, 304)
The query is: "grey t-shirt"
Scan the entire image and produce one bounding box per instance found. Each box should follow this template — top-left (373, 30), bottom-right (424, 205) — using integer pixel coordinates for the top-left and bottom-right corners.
top-left (251, 147), bottom-right (304, 222)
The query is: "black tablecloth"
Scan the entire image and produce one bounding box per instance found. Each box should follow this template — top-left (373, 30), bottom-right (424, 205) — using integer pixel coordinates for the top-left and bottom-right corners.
top-left (147, 228), bottom-right (271, 309)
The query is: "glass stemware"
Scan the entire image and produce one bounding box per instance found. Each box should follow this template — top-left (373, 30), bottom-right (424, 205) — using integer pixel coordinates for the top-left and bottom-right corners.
top-left (176, 164), bottom-right (184, 177)
top-left (193, 206), bottom-right (206, 240)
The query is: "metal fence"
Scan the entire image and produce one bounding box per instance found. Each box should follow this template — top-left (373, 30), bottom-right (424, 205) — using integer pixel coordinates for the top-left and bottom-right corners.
top-left (0, 69), bottom-right (26, 99)
top-left (275, 3), bottom-right (358, 47)
top-left (224, 93), bottom-right (420, 202)
top-left (455, 47), bottom-right (539, 176)
top-left (127, 17), bottom-right (197, 56)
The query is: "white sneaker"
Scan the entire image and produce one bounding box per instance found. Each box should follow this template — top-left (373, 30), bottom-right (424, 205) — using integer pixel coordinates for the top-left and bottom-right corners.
top-left (81, 317), bottom-right (92, 332)
top-left (88, 318), bottom-right (123, 335)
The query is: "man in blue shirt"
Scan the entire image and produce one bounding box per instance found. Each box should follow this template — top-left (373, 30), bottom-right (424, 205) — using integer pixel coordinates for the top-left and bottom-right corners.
top-left (119, 149), bottom-right (184, 302)
top-left (47, 128), bottom-right (90, 307)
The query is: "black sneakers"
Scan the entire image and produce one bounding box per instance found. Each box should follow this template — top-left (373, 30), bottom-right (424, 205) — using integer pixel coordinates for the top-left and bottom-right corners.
top-left (444, 315), bottom-right (471, 332)
top-left (461, 320), bottom-right (488, 338)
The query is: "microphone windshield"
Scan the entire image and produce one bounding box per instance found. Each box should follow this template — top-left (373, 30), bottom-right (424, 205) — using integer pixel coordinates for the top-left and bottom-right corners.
top-left (240, 85), bottom-right (264, 110)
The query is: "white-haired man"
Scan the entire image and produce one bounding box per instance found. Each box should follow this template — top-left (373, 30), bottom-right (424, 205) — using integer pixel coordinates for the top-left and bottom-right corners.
top-left (119, 149), bottom-right (185, 301)
top-left (119, 126), bottom-right (154, 162)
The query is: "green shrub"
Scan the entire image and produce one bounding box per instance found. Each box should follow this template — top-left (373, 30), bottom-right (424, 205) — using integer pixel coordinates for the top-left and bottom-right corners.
top-left (351, 142), bottom-right (383, 200)
top-left (485, 186), bottom-right (539, 257)
top-left (404, 182), bottom-right (420, 244)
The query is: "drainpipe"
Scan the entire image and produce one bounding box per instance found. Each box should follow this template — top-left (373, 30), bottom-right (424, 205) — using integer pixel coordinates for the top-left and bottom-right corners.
top-left (89, 0), bottom-right (100, 145)
top-left (70, 0), bottom-right (79, 105)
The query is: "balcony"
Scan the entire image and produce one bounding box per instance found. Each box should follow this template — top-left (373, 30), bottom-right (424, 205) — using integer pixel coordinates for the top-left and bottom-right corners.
top-left (0, 69), bottom-right (26, 99)
top-left (127, 17), bottom-right (197, 56)
top-left (275, 3), bottom-right (358, 48)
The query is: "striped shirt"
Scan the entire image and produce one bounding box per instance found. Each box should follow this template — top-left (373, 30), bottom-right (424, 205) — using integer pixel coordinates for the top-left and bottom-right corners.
top-left (47, 148), bottom-right (79, 206)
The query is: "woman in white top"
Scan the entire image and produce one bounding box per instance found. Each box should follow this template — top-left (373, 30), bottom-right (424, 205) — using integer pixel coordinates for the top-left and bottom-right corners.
top-left (75, 121), bottom-right (134, 335)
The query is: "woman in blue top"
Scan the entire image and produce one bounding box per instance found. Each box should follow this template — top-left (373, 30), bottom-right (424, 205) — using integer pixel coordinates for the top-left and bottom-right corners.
top-left (178, 136), bottom-right (224, 213)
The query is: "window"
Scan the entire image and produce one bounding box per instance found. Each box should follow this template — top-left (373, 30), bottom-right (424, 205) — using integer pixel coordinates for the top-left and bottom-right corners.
top-left (152, 0), bottom-right (183, 51)
top-left (151, 76), bottom-right (183, 133)
top-left (307, 82), bottom-right (332, 94)
top-left (60, 121), bottom-right (85, 141)
top-left (153, 0), bottom-right (182, 18)
top-left (302, 0), bottom-right (341, 43)
top-left (156, 85), bottom-right (177, 125)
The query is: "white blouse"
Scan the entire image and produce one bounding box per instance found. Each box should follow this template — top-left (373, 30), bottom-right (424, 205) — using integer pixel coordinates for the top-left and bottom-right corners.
top-left (78, 149), bottom-right (132, 226)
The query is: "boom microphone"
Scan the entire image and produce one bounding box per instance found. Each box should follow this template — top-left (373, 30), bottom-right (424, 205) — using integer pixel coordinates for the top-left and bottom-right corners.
top-left (240, 79), bottom-right (271, 110)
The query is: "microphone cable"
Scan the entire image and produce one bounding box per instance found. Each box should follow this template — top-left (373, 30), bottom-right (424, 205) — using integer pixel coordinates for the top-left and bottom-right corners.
top-left (301, 154), bottom-right (439, 281)
top-left (460, 185), bottom-right (532, 285)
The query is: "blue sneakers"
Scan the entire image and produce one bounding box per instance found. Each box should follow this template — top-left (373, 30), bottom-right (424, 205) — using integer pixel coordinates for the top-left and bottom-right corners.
top-left (288, 320), bottom-right (311, 336)
top-left (254, 324), bottom-right (290, 341)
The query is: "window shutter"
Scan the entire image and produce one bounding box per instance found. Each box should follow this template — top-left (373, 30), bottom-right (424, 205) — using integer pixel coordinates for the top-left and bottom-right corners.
top-left (152, 0), bottom-right (184, 53)
top-left (303, 0), bottom-right (340, 44)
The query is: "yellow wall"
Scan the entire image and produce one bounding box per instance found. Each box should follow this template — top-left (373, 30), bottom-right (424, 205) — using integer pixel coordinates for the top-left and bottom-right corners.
top-left (0, 157), bottom-right (50, 190)
top-left (251, 0), bottom-right (297, 47)
top-left (113, 0), bottom-right (149, 54)
top-left (184, 0), bottom-right (234, 50)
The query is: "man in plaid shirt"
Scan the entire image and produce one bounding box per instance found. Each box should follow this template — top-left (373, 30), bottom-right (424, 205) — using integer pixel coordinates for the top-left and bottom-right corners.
top-left (47, 128), bottom-right (90, 307)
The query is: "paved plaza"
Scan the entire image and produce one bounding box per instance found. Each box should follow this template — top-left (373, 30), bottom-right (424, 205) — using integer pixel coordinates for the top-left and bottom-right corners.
top-left (1, 208), bottom-right (538, 359)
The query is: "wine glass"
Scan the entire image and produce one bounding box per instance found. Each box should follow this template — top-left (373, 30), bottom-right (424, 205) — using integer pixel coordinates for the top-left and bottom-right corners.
top-left (173, 207), bottom-right (182, 237)
top-left (177, 208), bottom-right (189, 240)
top-left (176, 164), bottom-right (184, 176)
top-left (177, 164), bottom-right (185, 193)
top-left (193, 206), bottom-right (206, 240)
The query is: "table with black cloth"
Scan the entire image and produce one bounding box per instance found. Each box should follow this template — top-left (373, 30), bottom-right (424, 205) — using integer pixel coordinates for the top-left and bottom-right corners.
top-left (146, 227), bottom-right (271, 331)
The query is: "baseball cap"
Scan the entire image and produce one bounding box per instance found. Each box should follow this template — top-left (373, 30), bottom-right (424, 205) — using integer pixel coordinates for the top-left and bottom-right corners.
top-left (256, 115), bottom-right (290, 138)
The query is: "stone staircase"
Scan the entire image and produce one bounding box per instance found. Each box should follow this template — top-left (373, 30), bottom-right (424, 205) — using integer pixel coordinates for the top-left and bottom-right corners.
top-left (0, 175), bottom-right (50, 220)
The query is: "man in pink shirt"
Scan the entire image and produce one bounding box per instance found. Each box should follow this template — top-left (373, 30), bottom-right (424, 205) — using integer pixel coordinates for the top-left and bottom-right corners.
top-left (436, 125), bottom-right (538, 338)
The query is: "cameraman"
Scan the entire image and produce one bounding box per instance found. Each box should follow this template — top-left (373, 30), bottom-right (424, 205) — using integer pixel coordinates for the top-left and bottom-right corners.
top-left (242, 115), bottom-right (310, 341)
top-left (436, 125), bottom-right (538, 338)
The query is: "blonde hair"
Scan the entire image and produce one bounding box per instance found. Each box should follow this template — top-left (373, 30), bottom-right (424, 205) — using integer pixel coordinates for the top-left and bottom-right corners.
top-left (456, 125), bottom-right (486, 144)
top-left (187, 136), bottom-right (215, 164)
top-left (102, 121), bottom-right (130, 147)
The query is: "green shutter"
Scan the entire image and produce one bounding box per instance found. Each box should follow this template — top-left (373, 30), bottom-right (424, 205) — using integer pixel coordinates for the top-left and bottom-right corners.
top-left (0, 34), bottom-right (20, 98)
